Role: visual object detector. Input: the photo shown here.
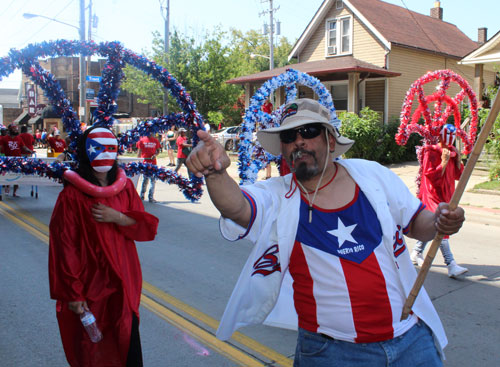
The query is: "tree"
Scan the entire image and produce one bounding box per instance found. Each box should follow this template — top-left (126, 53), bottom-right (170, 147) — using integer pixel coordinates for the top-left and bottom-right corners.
top-left (122, 27), bottom-right (295, 126)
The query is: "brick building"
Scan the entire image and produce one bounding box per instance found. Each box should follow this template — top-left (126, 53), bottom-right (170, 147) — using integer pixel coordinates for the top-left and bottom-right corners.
top-left (17, 56), bottom-right (156, 133)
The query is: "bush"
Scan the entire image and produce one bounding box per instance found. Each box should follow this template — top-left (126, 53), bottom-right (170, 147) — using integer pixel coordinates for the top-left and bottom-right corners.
top-left (488, 162), bottom-right (500, 181)
top-left (339, 108), bottom-right (384, 161)
top-left (339, 108), bottom-right (420, 164)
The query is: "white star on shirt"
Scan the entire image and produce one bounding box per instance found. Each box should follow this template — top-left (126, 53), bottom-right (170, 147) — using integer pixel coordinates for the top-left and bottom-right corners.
top-left (87, 144), bottom-right (96, 155)
top-left (327, 218), bottom-right (358, 247)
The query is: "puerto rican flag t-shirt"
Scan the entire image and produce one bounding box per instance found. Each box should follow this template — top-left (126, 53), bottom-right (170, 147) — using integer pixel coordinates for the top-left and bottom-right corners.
top-left (289, 185), bottom-right (417, 343)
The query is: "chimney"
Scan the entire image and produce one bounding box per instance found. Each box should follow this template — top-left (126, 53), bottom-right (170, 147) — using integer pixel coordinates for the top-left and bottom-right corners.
top-left (478, 27), bottom-right (488, 44)
top-left (430, 1), bottom-right (443, 20)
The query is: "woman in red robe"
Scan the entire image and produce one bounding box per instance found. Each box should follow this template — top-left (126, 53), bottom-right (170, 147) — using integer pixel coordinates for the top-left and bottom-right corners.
top-left (49, 126), bottom-right (159, 366)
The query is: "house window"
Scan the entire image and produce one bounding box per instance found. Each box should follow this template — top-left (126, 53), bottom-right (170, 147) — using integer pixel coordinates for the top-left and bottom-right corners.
top-left (331, 84), bottom-right (348, 111)
top-left (326, 16), bottom-right (352, 56)
top-left (335, 0), bottom-right (343, 9)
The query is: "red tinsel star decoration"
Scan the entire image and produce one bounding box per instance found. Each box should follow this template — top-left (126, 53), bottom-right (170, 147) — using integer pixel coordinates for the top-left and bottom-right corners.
top-left (396, 69), bottom-right (478, 155)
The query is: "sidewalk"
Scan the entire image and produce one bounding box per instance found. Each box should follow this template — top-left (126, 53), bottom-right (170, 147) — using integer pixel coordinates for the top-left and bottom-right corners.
top-left (36, 146), bottom-right (499, 212)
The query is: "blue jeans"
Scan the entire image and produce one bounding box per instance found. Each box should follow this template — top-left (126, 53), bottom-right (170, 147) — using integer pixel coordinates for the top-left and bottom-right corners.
top-left (294, 321), bottom-right (442, 367)
top-left (140, 176), bottom-right (156, 200)
top-left (414, 239), bottom-right (454, 265)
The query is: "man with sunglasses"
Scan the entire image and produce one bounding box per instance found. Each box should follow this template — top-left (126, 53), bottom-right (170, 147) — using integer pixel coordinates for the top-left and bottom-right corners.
top-left (187, 98), bottom-right (465, 366)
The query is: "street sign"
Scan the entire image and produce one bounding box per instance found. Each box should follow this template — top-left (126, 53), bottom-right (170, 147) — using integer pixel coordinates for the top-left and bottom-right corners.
top-left (86, 75), bottom-right (102, 83)
top-left (86, 88), bottom-right (95, 101)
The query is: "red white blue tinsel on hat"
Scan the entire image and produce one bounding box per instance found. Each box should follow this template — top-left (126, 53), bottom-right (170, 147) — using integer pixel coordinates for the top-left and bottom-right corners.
top-left (238, 68), bottom-right (340, 184)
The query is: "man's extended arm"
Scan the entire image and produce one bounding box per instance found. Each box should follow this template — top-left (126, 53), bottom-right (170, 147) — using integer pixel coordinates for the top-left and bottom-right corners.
top-left (187, 130), bottom-right (251, 228)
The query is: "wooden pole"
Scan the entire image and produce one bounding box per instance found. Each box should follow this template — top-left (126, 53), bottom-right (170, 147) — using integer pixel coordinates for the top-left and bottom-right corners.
top-left (401, 90), bottom-right (500, 320)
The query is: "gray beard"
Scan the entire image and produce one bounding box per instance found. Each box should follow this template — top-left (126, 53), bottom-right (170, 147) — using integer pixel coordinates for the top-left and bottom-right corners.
top-left (291, 150), bottom-right (319, 181)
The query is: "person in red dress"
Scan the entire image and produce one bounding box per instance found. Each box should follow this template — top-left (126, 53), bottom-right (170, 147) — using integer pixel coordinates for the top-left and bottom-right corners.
top-left (48, 130), bottom-right (67, 153)
top-left (136, 132), bottom-right (161, 202)
top-left (410, 124), bottom-right (468, 278)
top-left (0, 124), bottom-right (34, 196)
top-left (49, 126), bottom-right (159, 367)
top-left (19, 125), bottom-right (35, 156)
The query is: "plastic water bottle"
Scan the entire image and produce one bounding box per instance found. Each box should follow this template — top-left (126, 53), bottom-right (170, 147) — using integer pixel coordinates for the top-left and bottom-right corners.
top-left (80, 310), bottom-right (103, 343)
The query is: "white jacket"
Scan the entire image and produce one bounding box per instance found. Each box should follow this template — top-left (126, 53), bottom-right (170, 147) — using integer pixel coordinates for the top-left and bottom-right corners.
top-left (216, 159), bottom-right (447, 357)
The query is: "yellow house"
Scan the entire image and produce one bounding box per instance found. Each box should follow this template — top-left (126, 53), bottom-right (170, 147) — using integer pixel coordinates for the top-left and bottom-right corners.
top-left (460, 29), bottom-right (500, 103)
top-left (228, 0), bottom-right (497, 123)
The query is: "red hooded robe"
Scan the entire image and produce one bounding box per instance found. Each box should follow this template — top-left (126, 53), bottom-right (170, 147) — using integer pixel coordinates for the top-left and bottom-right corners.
top-left (49, 178), bottom-right (158, 366)
top-left (418, 144), bottom-right (464, 213)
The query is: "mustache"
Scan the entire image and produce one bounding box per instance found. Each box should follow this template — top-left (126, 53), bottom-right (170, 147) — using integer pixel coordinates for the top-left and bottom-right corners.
top-left (291, 149), bottom-right (315, 161)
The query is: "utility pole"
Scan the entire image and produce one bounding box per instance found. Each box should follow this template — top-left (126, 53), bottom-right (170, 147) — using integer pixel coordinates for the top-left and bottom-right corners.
top-left (160, 0), bottom-right (170, 115)
top-left (79, 0), bottom-right (87, 124)
top-left (86, 0), bottom-right (92, 124)
top-left (268, 0), bottom-right (274, 71)
top-left (260, 0), bottom-right (279, 71)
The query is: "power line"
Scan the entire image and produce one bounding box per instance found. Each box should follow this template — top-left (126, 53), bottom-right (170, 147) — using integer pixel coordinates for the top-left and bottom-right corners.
top-left (17, 0), bottom-right (77, 48)
top-left (0, 0), bottom-right (18, 18)
top-left (398, 0), bottom-right (470, 78)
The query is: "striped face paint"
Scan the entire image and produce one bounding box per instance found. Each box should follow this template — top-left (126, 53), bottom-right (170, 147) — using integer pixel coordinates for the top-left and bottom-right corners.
top-left (440, 124), bottom-right (456, 146)
top-left (86, 128), bottom-right (118, 172)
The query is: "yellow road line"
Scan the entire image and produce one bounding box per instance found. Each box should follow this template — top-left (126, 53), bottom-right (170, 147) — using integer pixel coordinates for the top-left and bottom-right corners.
top-left (143, 282), bottom-right (293, 367)
top-left (0, 201), bottom-right (49, 233)
top-left (0, 205), bottom-right (48, 243)
top-left (0, 201), bottom-right (292, 366)
top-left (141, 294), bottom-right (265, 366)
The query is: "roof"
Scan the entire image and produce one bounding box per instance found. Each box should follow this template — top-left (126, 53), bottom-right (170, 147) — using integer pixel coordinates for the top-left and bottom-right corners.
top-left (461, 29), bottom-right (500, 71)
top-left (28, 116), bottom-right (43, 125)
top-left (13, 111), bottom-right (30, 124)
top-left (226, 56), bottom-right (400, 85)
top-left (290, 0), bottom-right (479, 60)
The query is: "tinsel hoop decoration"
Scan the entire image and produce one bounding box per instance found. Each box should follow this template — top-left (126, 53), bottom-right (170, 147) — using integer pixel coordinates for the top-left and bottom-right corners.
top-left (395, 69), bottom-right (478, 154)
top-left (238, 68), bottom-right (340, 184)
top-left (0, 40), bottom-right (208, 201)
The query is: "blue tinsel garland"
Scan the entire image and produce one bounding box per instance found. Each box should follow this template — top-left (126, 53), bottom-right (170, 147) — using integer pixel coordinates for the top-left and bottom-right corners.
top-left (0, 40), bottom-right (207, 201)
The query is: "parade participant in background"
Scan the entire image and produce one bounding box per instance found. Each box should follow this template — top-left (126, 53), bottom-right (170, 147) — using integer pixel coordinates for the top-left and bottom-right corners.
top-left (187, 98), bottom-right (466, 366)
top-left (0, 125), bottom-right (7, 154)
top-left (48, 130), bottom-right (67, 154)
top-left (0, 124), bottom-right (34, 196)
top-left (49, 126), bottom-right (159, 367)
top-left (262, 99), bottom-right (274, 179)
top-left (166, 127), bottom-right (176, 166)
top-left (136, 132), bottom-right (161, 203)
top-left (174, 128), bottom-right (192, 175)
top-left (41, 128), bottom-right (48, 148)
top-left (19, 125), bottom-right (35, 156)
top-left (410, 124), bottom-right (468, 277)
top-left (35, 129), bottom-right (42, 148)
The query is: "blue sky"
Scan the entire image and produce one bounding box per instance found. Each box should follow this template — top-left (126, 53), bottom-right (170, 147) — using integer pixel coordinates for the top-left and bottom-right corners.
top-left (1, 0), bottom-right (498, 88)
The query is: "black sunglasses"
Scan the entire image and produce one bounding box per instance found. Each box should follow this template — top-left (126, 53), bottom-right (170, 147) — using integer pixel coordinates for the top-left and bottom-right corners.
top-left (279, 124), bottom-right (324, 144)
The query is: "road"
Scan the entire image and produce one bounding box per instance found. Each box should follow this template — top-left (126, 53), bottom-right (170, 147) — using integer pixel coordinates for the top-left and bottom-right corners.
top-left (0, 160), bottom-right (499, 366)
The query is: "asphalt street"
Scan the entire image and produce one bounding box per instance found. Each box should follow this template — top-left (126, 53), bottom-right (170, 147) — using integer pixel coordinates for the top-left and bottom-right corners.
top-left (0, 155), bottom-right (499, 366)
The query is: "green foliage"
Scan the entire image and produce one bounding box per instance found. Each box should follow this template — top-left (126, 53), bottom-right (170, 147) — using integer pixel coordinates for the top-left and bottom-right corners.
top-left (488, 162), bottom-right (500, 182)
top-left (339, 108), bottom-right (420, 163)
top-left (339, 108), bottom-right (384, 160)
top-left (207, 111), bottom-right (224, 126)
top-left (122, 27), bottom-right (294, 126)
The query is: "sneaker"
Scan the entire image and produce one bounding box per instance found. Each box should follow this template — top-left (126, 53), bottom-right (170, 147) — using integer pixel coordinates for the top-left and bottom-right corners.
top-left (149, 198), bottom-right (158, 203)
top-left (140, 195), bottom-right (145, 200)
top-left (410, 250), bottom-right (424, 267)
top-left (447, 261), bottom-right (468, 278)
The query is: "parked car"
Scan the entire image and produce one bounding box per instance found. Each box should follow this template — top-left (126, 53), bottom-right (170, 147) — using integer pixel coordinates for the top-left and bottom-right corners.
top-left (211, 126), bottom-right (257, 151)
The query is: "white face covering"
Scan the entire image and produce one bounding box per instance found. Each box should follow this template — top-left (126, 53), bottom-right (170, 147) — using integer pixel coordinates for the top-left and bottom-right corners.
top-left (86, 128), bottom-right (118, 173)
top-left (440, 124), bottom-right (456, 146)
